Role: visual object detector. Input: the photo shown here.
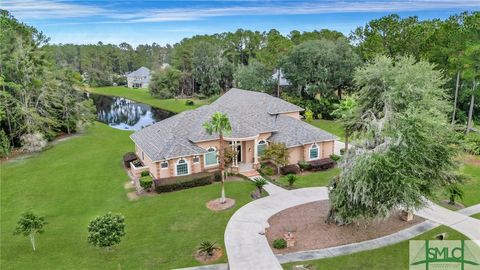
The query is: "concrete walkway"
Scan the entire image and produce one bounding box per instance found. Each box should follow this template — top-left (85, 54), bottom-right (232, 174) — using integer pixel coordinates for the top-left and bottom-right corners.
top-left (224, 187), bottom-right (329, 270)
top-left (415, 201), bottom-right (480, 246)
top-left (458, 204), bottom-right (480, 216)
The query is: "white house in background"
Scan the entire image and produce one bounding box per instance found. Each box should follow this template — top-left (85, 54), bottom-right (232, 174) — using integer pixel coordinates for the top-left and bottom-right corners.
top-left (272, 69), bottom-right (290, 87)
top-left (127, 67), bottom-right (151, 88)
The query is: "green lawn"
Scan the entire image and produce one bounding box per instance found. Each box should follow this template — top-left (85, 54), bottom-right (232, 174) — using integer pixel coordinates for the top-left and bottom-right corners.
top-left (275, 168), bottom-right (340, 189)
top-left (87, 86), bottom-right (210, 113)
top-left (282, 225), bottom-right (468, 270)
top-left (310, 119), bottom-right (345, 141)
top-left (472, 213), bottom-right (480, 220)
top-left (434, 159), bottom-right (480, 209)
top-left (1, 123), bottom-right (256, 269)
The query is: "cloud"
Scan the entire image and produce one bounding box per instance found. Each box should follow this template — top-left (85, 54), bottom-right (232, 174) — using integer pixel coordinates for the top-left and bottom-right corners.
top-left (0, 0), bottom-right (109, 19)
top-left (2, 0), bottom-right (479, 22)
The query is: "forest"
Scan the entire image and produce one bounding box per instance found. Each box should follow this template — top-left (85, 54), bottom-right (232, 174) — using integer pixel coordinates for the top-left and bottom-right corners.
top-left (1, 10), bottom-right (479, 156)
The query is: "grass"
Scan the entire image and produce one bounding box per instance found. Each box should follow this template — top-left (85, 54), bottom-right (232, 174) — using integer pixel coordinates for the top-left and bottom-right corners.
top-left (87, 86), bottom-right (210, 113)
top-left (309, 119), bottom-right (345, 141)
top-left (275, 168), bottom-right (340, 189)
top-left (1, 123), bottom-right (256, 270)
top-left (472, 213), bottom-right (480, 220)
top-left (282, 225), bottom-right (468, 270)
top-left (434, 156), bottom-right (480, 208)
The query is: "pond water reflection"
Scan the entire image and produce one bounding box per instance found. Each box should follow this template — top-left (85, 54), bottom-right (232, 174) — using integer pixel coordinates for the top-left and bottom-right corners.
top-left (87, 93), bottom-right (175, 131)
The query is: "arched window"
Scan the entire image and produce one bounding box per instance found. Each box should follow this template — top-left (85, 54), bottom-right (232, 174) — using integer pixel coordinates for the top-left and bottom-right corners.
top-left (309, 143), bottom-right (319, 160)
top-left (257, 140), bottom-right (267, 156)
top-left (176, 159), bottom-right (189, 176)
top-left (204, 147), bottom-right (218, 166)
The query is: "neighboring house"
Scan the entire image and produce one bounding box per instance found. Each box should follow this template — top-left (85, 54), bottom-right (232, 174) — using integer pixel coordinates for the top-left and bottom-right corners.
top-left (130, 88), bottom-right (337, 179)
top-left (272, 69), bottom-right (290, 87)
top-left (127, 67), bottom-right (151, 88)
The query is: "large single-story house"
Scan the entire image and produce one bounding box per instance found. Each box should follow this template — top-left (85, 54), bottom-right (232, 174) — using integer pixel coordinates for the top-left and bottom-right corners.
top-left (130, 88), bottom-right (337, 179)
top-left (127, 67), bottom-right (151, 88)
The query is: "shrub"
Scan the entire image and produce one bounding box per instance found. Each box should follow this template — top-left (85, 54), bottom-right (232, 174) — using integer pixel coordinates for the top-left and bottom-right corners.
top-left (330, 154), bottom-right (341, 162)
top-left (260, 166), bottom-right (274, 176)
top-left (87, 212), bottom-right (125, 249)
top-left (272, 238), bottom-right (287, 249)
top-left (286, 174), bottom-right (297, 187)
top-left (464, 132), bottom-right (480, 155)
top-left (123, 152), bottom-right (137, 168)
top-left (185, 100), bottom-right (195, 106)
top-left (309, 158), bottom-right (336, 171)
top-left (304, 108), bottom-right (314, 122)
top-left (340, 148), bottom-right (346, 155)
top-left (280, 164), bottom-right (300, 175)
top-left (154, 172), bottom-right (214, 193)
top-left (198, 240), bottom-right (218, 256)
top-left (20, 133), bottom-right (47, 152)
top-left (298, 161), bottom-right (311, 171)
top-left (139, 176), bottom-right (153, 191)
top-left (213, 170), bottom-right (222, 182)
top-left (140, 170), bottom-right (150, 177)
top-left (0, 130), bottom-right (11, 157)
top-left (253, 177), bottom-right (268, 194)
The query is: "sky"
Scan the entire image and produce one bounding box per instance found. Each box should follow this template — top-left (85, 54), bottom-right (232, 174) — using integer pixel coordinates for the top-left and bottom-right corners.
top-left (1, 0), bottom-right (479, 46)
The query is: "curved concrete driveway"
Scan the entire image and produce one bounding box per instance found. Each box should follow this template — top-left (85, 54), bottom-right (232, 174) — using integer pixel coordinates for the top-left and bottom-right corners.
top-left (224, 187), bottom-right (329, 270)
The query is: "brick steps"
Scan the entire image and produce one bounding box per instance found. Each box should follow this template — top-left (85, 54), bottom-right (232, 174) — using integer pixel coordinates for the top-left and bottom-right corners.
top-left (241, 169), bottom-right (260, 178)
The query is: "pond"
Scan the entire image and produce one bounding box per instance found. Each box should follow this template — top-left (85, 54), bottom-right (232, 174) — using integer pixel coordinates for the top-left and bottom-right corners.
top-left (86, 93), bottom-right (175, 131)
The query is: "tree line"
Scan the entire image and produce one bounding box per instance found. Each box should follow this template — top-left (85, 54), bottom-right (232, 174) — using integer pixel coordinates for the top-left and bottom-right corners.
top-left (0, 10), bottom-right (95, 156)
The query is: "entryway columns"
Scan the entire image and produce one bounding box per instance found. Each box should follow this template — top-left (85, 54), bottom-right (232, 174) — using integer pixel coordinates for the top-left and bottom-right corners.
top-left (253, 136), bottom-right (258, 164)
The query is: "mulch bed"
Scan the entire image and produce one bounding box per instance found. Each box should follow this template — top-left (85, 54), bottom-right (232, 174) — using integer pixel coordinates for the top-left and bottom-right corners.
top-left (266, 200), bottom-right (425, 254)
top-left (206, 198), bottom-right (236, 211)
top-left (194, 249), bottom-right (223, 264)
top-left (439, 199), bottom-right (465, 210)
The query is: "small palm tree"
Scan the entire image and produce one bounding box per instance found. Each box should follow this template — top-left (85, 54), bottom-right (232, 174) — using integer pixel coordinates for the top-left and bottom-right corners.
top-left (286, 174), bottom-right (297, 187)
top-left (198, 240), bottom-right (218, 256)
top-left (203, 112), bottom-right (232, 204)
top-left (447, 184), bottom-right (464, 205)
top-left (253, 177), bottom-right (268, 194)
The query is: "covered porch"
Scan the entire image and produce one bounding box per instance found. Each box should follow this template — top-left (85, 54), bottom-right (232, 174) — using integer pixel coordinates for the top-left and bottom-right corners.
top-left (226, 136), bottom-right (266, 173)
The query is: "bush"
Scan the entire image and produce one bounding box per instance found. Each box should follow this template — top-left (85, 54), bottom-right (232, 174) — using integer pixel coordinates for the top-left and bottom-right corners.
top-left (280, 164), bottom-right (300, 175)
top-left (0, 130), bottom-right (11, 158)
top-left (260, 166), bottom-right (274, 176)
top-left (198, 240), bottom-right (218, 256)
top-left (140, 170), bottom-right (150, 177)
top-left (253, 177), bottom-right (268, 194)
top-left (298, 161), bottom-right (311, 171)
top-left (154, 172), bottom-right (214, 193)
top-left (340, 148), bottom-right (346, 155)
top-left (330, 154), bottom-right (341, 162)
top-left (139, 176), bottom-right (153, 191)
top-left (273, 238), bottom-right (287, 249)
top-left (20, 133), bottom-right (47, 152)
top-left (123, 152), bottom-right (137, 168)
top-left (213, 170), bottom-right (222, 182)
top-left (464, 132), bottom-right (480, 155)
top-left (286, 174), bottom-right (297, 187)
top-left (185, 100), bottom-right (195, 106)
top-left (309, 158), bottom-right (336, 171)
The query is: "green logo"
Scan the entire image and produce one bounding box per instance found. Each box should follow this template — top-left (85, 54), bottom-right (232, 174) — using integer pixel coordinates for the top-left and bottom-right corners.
top-left (410, 240), bottom-right (480, 270)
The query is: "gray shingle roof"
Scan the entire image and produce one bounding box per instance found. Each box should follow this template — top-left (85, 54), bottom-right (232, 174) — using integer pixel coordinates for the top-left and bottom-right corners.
top-left (130, 88), bottom-right (336, 161)
top-left (127, 67), bottom-right (150, 77)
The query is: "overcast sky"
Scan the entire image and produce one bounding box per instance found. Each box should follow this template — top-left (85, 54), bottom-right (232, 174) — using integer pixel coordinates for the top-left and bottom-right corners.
top-left (2, 0), bottom-right (479, 46)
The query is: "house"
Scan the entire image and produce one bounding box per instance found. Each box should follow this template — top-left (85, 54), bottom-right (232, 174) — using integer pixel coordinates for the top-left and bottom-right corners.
top-left (130, 88), bottom-right (337, 179)
top-left (272, 69), bottom-right (290, 87)
top-left (127, 67), bottom-right (151, 88)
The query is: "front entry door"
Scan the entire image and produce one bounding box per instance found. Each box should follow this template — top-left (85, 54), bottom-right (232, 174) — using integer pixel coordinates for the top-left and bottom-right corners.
top-left (236, 144), bottom-right (242, 162)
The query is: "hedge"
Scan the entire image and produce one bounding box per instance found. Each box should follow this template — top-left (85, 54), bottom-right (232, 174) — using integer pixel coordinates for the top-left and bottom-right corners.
top-left (123, 152), bottom-right (137, 168)
top-left (154, 172), bottom-right (214, 193)
top-left (309, 158), bottom-right (336, 171)
top-left (280, 164), bottom-right (300, 175)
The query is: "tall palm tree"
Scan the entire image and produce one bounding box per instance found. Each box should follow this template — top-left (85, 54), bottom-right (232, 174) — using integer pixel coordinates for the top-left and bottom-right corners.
top-left (203, 112), bottom-right (232, 204)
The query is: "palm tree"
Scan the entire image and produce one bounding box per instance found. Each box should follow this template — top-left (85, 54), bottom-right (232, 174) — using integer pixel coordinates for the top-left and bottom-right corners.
top-left (203, 112), bottom-right (232, 204)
